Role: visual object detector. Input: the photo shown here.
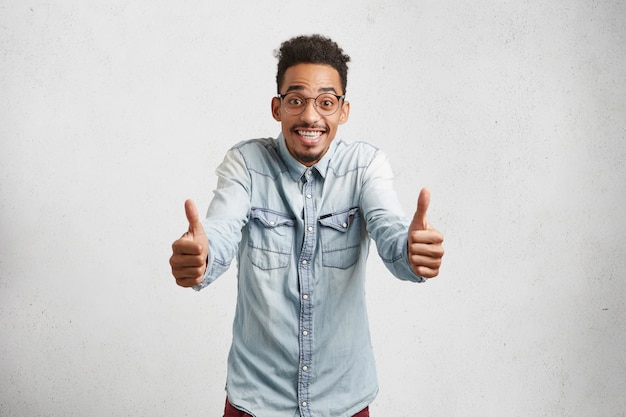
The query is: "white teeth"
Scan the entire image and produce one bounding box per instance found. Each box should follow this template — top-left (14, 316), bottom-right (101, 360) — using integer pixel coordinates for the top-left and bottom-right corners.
top-left (297, 130), bottom-right (323, 138)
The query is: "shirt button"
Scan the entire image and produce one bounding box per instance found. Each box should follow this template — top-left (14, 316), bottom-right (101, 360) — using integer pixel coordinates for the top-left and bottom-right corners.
top-left (306, 194), bottom-right (312, 199)
top-left (307, 226), bottom-right (313, 232)
top-left (302, 294), bottom-right (309, 300)
top-left (302, 330), bottom-right (308, 336)
top-left (302, 402), bottom-right (308, 407)
top-left (269, 221), bottom-right (275, 225)
top-left (342, 222), bottom-right (348, 228)
top-left (302, 260), bottom-right (308, 265)
top-left (302, 365), bottom-right (308, 371)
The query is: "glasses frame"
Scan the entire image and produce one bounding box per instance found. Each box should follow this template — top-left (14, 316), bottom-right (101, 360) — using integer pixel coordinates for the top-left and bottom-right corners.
top-left (277, 92), bottom-right (346, 116)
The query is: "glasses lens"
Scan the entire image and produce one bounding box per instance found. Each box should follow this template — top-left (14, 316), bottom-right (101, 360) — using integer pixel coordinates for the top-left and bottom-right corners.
top-left (281, 93), bottom-right (341, 116)
top-left (315, 94), bottom-right (339, 115)
top-left (282, 93), bottom-right (306, 115)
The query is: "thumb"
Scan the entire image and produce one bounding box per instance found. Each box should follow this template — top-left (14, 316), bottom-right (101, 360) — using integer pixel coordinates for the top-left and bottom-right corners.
top-left (184, 199), bottom-right (203, 237)
top-left (412, 188), bottom-right (431, 231)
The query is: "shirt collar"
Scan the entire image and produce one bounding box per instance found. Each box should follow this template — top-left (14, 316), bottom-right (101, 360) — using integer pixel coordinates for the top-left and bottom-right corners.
top-left (277, 133), bottom-right (336, 181)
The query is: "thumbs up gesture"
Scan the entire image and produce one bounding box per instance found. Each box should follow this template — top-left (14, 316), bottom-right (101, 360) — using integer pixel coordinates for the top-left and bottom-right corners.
top-left (169, 199), bottom-right (209, 287)
top-left (408, 188), bottom-right (444, 278)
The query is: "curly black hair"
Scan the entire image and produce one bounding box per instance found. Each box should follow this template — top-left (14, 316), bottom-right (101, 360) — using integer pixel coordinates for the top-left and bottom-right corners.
top-left (274, 34), bottom-right (351, 95)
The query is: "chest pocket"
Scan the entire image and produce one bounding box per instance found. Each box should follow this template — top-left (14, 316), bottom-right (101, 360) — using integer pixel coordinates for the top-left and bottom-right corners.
top-left (247, 208), bottom-right (295, 270)
top-left (318, 207), bottom-right (361, 269)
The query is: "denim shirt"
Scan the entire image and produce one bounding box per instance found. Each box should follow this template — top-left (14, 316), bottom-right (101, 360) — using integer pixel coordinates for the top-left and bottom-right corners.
top-left (196, 134), bottom-right (425, 417)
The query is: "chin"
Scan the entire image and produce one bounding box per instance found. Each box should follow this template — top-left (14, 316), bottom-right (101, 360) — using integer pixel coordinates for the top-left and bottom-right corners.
top-left (295, 151), bottom-right (324, 165)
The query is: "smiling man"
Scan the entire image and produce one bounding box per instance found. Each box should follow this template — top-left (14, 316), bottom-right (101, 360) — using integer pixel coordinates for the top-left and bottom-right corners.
top-left (273, 62), bottom-right (349, 165)
top-left (170, 35), bottom-right (444, 417)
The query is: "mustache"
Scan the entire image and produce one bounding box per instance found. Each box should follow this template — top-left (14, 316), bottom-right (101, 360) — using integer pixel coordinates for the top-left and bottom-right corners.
top-left (292, 123), bottom-right (328, 131)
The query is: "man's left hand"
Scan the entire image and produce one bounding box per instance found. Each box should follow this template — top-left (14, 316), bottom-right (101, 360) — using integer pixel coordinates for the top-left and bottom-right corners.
top-left (408, 188), bottom-right (445, 278)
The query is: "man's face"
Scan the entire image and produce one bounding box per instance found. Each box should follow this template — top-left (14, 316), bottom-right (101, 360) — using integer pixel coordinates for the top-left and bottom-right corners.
top-left (272, 63), bottom-right (350, 167)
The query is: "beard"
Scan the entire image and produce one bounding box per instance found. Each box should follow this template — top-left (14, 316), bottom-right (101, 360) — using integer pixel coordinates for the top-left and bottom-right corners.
top-left (288, 123), bottom-right (330, 165)
top-left (293, 149), bottom-right (325, 165)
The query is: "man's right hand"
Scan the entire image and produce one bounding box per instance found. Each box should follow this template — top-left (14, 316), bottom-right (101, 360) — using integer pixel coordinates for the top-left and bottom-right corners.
top-left (169, 199), bottom-right (209, 287)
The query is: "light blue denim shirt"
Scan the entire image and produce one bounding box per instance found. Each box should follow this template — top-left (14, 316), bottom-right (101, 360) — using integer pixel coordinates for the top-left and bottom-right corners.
top-left (196, 134), bottom-right (425, 417)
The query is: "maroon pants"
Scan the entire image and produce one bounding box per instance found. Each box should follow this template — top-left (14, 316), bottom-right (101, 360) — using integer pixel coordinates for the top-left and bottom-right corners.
top-left (223, 397), bottom-right (370, 417)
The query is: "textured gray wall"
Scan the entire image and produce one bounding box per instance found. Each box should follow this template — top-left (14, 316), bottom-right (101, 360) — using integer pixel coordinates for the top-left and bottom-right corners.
top-left (1, 1), bottom-right (625, 416)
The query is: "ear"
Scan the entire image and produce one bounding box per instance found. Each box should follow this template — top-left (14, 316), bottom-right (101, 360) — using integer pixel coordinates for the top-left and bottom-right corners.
top-left (271, 97), bottom-right (281, 121)
top-left (338, 100), bottom-right (350, 125)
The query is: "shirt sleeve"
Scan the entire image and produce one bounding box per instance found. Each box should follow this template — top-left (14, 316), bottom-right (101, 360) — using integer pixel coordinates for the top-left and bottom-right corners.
top-left (360, 149), bottom-right (426, 283)
top-left (193, 147), bottom-right (251, 290)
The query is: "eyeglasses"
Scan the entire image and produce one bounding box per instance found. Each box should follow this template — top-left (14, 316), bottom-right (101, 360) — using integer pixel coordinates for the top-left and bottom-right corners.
top-left (277, 92), bottom-right (345, 116)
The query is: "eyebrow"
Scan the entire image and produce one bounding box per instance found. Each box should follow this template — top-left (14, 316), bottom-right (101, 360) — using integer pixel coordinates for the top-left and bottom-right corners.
top-left (285, 85), bottom-right (339, 94)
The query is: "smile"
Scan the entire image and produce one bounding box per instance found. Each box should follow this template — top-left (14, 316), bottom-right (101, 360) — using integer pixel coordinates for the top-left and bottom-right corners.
top-left (296, 130), bottom-right (324, 139)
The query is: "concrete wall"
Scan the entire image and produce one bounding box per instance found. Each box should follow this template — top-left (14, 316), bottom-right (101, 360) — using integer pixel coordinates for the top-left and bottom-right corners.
top-left (1, 1), bottom-right (625, 416)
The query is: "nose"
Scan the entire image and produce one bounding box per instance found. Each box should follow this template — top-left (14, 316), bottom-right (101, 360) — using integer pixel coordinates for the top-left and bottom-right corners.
top-left (299, 99), bottom-right (321, 123)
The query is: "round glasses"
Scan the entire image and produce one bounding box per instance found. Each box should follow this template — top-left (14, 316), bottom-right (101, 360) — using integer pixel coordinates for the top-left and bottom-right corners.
top-left (277, 92), bottom-right (345, 116)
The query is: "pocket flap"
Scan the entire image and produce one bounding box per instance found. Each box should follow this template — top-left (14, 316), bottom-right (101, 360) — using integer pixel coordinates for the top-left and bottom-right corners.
top-left (318, 207), bottom-right (360, 232)
top-left (250, 207), bottom-right (295, 228)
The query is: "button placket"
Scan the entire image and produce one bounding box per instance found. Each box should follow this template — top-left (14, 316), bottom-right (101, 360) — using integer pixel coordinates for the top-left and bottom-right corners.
top-left (297, 170), bottom-right (316, 417)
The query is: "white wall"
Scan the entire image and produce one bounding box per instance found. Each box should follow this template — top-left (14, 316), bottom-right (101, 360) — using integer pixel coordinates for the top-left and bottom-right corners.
top-left (1, 1), bottom-right (625, 416)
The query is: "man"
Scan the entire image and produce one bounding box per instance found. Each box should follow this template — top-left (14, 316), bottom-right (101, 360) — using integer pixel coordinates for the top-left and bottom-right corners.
top-left (170, 34), bottom-right (444, 417)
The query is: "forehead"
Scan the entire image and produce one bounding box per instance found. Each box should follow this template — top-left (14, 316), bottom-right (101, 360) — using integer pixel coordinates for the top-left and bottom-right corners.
top-left (282, 63), bottom-right (342, 93)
